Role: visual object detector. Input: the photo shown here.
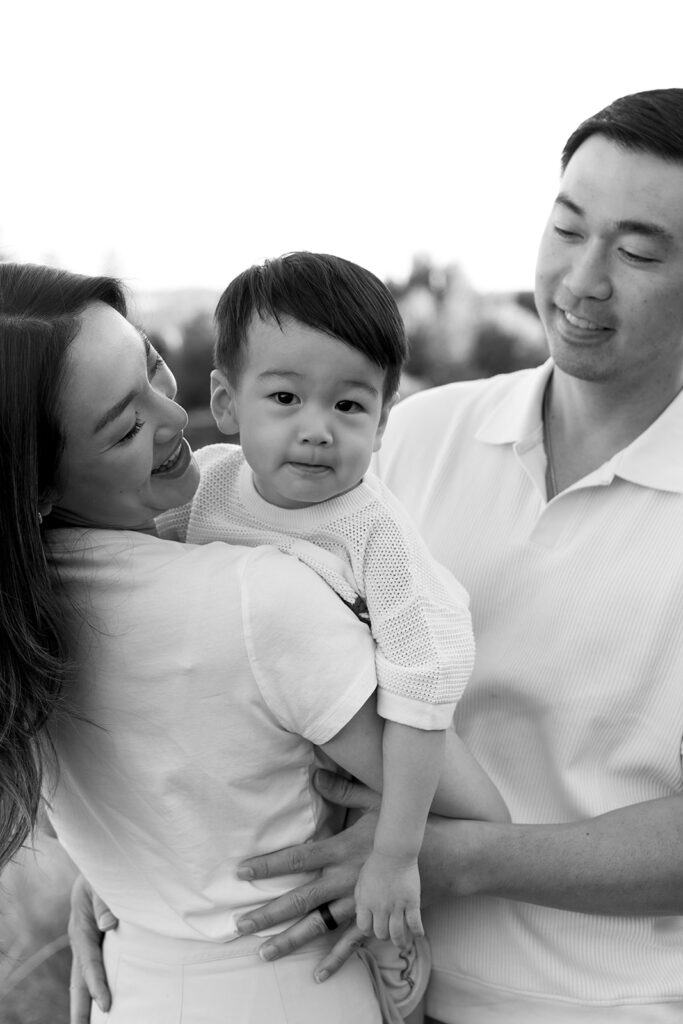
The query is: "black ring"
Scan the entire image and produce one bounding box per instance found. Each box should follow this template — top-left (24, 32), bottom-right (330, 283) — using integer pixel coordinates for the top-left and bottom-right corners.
top-left (318, 901), bottom-right (339, 931)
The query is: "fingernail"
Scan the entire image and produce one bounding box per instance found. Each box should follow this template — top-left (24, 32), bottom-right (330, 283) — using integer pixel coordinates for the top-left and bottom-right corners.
top-left (236, 918), bottom-right (256, 935)
top-left (237, 867), bottom-right (254, 880)
top-left (259, 944), bottom-right (277, 961)
top-left (315, 969), bottom-right (329, 983)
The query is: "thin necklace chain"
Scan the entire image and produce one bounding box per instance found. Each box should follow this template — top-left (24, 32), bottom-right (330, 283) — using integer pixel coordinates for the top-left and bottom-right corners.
top-left (543, 383), bottom-right (558, 501)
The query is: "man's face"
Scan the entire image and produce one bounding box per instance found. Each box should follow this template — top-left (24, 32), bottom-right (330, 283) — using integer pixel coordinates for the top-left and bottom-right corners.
top-left (535, 135), bottom-right (683, 399)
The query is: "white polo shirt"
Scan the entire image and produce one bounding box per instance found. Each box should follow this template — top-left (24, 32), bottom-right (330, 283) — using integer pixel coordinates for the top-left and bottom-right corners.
top-left (376, 360), bottom-right (683, 1022)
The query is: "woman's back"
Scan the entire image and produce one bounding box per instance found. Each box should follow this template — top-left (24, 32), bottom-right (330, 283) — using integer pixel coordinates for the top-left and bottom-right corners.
top-left (47, 530), bottom-right (376, 942)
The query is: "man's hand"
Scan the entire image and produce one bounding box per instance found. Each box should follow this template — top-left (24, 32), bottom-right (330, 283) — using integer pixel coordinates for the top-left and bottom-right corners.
top-left (235, 770), bottom-right (379, 971)
top-left (68, 875), bottom-right (118, 1024)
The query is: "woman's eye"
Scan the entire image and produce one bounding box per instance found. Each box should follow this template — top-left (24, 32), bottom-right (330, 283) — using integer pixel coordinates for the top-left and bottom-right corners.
top-left (272, 392), bottom-right (297, 405)
top-left (118, 418), bottom-right (145, 444)
top-left (336, 400), bottom-right (362, 413)
top-left (148, 354), bottom-right (165, 380)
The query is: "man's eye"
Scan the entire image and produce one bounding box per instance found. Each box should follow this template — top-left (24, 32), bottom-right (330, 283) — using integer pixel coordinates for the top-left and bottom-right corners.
top-left (554, 226), bottom-right (580, 240)
top-left (620, 248), bottom-right (658, 265)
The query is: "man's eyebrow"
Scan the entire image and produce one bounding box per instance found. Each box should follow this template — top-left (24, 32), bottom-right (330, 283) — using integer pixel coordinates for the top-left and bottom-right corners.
top-left (93, 328), bottom-right (149, 433)
top-left (555, 192), bottom-right (674, 242)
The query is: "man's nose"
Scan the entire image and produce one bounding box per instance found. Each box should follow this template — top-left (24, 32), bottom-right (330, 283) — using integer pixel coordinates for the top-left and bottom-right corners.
top-left (563, 242), bottom-right (612, 301)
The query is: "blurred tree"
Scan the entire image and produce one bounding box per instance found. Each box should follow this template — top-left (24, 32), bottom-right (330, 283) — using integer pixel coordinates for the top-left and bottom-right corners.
top-left (175, 312), bottom-right (215, 411)
top-left (172, 313), bottom-right (225, 449)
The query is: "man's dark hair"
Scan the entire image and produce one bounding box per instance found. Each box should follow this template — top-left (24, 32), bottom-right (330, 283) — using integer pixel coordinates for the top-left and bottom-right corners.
top-left (562, 88), bottom-right (683, 171)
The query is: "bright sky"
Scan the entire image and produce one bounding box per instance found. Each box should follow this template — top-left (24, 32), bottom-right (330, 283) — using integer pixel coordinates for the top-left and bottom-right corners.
top-left (3, 0), bottom-right (682, 294)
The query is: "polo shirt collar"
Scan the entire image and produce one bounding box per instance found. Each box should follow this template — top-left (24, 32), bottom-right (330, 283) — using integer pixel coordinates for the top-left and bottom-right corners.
top-left (476, 358), bottom-right (683, 495)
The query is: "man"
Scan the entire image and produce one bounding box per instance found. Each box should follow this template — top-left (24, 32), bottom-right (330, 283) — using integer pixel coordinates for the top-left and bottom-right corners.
top-left (71, 89), bottom-right (683, 1023)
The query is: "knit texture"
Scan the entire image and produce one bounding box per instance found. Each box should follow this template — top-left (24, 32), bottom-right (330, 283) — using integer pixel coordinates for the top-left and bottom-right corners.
top-left (158, 445), bottom-right (475, 729)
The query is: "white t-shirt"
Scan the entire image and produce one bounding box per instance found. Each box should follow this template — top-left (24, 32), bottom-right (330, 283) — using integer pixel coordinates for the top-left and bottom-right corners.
top-left (376, 360), bottom-right (683, 1023)
top-left (46, 530), bottom-right (376, 942)
top-left (158, 445), bottom-right (475, 729)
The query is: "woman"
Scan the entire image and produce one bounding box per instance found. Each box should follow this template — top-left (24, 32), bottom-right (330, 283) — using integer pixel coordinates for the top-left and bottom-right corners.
top-left (0, 262), bottom-right (388, 1023)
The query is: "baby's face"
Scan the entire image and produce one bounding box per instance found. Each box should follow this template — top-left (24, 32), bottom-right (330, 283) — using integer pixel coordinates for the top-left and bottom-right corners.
top-left (231, 315), bottom-right (390, 508)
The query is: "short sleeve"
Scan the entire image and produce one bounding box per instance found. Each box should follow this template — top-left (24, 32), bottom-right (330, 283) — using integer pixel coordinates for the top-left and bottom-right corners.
top-left (240, 547), bottom-right (378, 745)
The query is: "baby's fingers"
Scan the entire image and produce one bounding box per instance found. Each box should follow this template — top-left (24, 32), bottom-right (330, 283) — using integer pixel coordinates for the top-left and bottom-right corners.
top-left (405, 905), bottom-right (424, 938)
top-left (356, 906), bottom-right (374, 936)
top-left (389, 909), bottom-right (408, 948)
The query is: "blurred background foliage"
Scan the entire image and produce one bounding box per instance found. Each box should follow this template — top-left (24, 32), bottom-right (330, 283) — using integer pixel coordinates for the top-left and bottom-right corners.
top-left (0, 256), bottom-right (547, 1021)
top-left (131, 254), bottom-right (548, 449)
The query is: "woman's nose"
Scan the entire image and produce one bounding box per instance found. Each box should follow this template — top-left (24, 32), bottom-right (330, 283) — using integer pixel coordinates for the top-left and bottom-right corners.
top-left (154, 393), bottom-right (189, 442)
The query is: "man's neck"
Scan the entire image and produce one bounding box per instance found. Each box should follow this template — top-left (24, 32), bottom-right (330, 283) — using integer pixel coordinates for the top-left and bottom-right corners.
top-left (545, 365), bottom-right (683, 494)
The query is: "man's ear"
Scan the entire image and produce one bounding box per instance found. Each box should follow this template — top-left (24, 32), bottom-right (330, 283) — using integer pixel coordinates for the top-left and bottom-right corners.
top-left (372, 392), bottom-right (399, 453)
top-left (210, 370), bottom-right (241, 436)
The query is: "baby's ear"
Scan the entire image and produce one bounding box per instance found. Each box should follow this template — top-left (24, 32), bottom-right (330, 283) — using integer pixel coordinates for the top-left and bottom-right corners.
top-left (210, 370), bottom-right (240, 436)
top-left (372, 392), bottom-right (399, 453)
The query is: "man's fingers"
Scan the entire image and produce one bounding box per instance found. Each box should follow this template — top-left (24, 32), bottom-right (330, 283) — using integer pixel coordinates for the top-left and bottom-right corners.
top-left (236, 879), bottom-right (346, 934)
top-left (69, 952), bottom-right (93, 1024)
top-left (91, 891), bottom-right (118, 932)
top-left (238, 838), bottom-right (334, 882)
top-left (69, 948), bottom-right (110, 1023)
top-left (255, 896), bottom-right (354, 963)
top-left (68, 877), bottom-right (112, 1016)
top-left (314, 770), bottom-right (381, 810)
top-left (314, 923), bottom-right (366, 981)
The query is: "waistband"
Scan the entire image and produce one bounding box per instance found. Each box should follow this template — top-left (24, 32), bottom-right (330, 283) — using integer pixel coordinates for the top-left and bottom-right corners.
top-left (108, 922), bottom-right (333, 966)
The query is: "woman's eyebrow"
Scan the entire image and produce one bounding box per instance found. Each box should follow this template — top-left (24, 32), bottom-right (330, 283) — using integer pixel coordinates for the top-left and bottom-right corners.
top-left (93, 329), bottom-right (149, 433)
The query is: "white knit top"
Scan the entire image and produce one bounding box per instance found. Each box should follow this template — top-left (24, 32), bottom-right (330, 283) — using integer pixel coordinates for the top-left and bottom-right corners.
top-left (157, 445), bottom-right (475, 729)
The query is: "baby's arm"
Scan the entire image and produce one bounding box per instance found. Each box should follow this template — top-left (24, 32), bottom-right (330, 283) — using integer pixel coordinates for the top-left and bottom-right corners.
top-left (322, 707), bottom-right (509, 946)
top-left (354, 721), bottom-right (443, 945)
top-left (352, 722), bottom-right (509, 945)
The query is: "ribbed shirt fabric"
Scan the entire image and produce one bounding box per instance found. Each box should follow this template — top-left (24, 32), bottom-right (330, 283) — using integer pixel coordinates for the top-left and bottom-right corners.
top-left (376, 360), bottom-right (683, 1022)
top-left (158, 445), bottom-right (475, 729)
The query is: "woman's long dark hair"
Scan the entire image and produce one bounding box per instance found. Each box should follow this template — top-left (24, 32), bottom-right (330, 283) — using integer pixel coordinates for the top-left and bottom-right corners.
top-left (0, 262), bottom-right (126, 869)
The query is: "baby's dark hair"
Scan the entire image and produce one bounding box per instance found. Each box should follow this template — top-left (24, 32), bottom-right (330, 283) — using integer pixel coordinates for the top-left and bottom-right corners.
top-left (214, 252), bottom-right (407, 402)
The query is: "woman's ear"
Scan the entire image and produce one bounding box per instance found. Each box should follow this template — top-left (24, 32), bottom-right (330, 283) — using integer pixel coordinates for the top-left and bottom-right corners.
top-left (210, 370), bottom-right (240, 436)
top-left (372, 392), bottom-right (399, 453)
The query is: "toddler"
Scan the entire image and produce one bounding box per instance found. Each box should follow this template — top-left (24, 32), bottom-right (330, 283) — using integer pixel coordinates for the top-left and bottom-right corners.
top-left (158, 253), bottom-right (505, 969)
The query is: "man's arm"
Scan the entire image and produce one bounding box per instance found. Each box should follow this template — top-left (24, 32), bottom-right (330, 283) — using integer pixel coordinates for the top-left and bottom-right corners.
top-left (235, 771), bottom-right (683, 972)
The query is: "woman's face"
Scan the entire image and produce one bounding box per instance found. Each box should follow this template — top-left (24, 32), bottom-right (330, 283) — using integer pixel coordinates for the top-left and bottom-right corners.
top-left (52, 301), bottom-right (200, 530)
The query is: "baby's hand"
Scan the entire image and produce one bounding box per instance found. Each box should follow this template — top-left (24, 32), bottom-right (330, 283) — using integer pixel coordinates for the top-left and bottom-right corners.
top-left (354, 849), bottom-right (423, 947)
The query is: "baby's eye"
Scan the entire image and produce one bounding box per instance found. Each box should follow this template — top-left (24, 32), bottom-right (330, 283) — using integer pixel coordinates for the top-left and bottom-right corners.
top-left (271, 392), bottom-right (298, 405)
top-left (336, 399), bottom-right (363, 413)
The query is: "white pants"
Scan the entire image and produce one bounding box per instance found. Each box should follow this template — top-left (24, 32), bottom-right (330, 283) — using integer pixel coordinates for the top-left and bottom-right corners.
top-left (91, 923), bottom-right (382, 1024)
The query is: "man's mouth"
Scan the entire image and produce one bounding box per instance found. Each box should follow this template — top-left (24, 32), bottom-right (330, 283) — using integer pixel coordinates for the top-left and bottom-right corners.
top-left (561, 309), bottom-right (610, 332)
